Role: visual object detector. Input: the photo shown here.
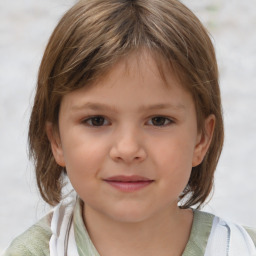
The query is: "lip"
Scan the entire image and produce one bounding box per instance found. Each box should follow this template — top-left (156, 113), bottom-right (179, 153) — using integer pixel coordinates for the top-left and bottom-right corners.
top-left (103, 175), bottom-right (154, 192)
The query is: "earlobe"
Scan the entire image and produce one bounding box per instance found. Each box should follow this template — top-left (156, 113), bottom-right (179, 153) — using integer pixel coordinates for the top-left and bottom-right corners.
top-left (45, 122), bottom-right (66, 167)
top-left (192, 114), bottom-right (215, 167)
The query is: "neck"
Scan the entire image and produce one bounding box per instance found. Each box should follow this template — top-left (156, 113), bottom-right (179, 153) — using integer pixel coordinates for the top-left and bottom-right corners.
top-left (83, 204), bottom-right (193, 256)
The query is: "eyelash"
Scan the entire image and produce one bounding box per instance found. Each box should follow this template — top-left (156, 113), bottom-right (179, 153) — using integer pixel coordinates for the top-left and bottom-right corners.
top-left (147, 116), bottom-right (174, 127)
top-left (82, 116), bottom-right (110, 127)
top-left (82, 115), bottom-right (174, 127)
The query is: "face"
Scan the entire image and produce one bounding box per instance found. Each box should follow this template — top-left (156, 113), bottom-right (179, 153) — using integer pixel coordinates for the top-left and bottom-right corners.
top-left (47, 51), bottom-right (214, 223)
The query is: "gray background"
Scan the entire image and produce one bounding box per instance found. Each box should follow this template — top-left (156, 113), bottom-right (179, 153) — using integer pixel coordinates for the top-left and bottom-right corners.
top-left (1, 0), bottom-right (256, 252)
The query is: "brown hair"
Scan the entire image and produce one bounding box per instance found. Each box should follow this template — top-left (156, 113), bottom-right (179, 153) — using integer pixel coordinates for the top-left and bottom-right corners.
top-left (29, 0), bottom-right (224, 208)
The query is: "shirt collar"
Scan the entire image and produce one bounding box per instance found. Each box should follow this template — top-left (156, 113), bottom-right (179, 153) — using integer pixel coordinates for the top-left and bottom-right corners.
top-left (73, 199), bottom-right (214, 256)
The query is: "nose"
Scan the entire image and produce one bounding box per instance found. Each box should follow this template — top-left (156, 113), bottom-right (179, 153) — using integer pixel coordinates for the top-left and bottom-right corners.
top-left (109, 128), bottom-right (147, 164)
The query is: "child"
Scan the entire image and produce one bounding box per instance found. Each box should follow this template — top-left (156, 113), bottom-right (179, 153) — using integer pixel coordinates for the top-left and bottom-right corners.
top-left (3, 0), bottom-right (256, 255)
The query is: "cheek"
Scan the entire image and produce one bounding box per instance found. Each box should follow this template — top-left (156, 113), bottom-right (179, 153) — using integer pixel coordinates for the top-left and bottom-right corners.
top-left (62, 139), bottom-right (106, 200)
top-left (61, 131), bottom-right (110, 178)
top-left (150, 134), bottom-right (195, 187)
top-left (62, 126), bottom-right (106, 155)
top-left (151, 133), bottom-right (195, 167)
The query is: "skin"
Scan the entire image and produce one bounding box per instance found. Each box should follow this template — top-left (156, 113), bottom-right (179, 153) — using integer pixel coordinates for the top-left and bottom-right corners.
top-left (47, 50), bottom-right (215, 255)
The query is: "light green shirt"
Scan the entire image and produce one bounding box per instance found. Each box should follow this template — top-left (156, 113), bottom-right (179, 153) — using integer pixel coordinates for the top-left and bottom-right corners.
top-left (3, 200), bottom-right (256, 256)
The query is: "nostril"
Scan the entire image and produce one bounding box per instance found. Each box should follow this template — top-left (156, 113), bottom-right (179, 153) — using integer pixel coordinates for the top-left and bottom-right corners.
top-left (109, 144), bottom-right (147, 163)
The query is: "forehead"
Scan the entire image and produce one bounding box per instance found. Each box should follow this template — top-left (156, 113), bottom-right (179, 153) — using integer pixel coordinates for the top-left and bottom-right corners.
top-left (89, 49), bottom-right (188, 93)
top-left (119, 50), bottom-right (179, 86)
top-left (60, 50), bottom-right (195, 114)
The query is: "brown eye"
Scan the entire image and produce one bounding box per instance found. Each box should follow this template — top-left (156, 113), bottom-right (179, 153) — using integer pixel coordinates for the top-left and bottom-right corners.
top-left (150, 117), bottom-right (172, 126)
top-left (84, 116), bottom-right (108, 126)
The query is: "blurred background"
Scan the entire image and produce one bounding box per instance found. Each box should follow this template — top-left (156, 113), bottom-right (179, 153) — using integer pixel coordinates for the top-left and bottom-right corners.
top-left (0, 0), bottom-right (256, 252)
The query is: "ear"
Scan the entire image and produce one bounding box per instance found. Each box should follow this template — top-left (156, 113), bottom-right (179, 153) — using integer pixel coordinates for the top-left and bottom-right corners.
top-left (192, 114), bottom-right (215, 167)
top-left (45, 122), bottom-right (66, 167)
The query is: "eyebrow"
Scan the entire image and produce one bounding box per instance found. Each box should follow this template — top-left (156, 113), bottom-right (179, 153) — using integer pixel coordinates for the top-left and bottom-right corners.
top-left (71, 102), bottom-right (118, 112)
top-left (71, 102), bottom-right (186, 112)
top-left (140, 103), bottom-right (186, 111)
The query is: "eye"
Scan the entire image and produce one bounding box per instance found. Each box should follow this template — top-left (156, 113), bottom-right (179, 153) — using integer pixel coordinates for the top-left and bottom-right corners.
top-left (148, 116), bottom-right (173, 126)
top-left (83, 116), bottom-right (109, 127)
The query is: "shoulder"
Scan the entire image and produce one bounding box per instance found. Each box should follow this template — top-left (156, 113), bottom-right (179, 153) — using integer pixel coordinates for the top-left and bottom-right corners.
top-left (244, 226), bottom-right (256, 247)
top-left (3, 212), bottom-right (53, 256)
top-left (211, 214), bottom-right (256, 248)
top-left (190, 210), bottom-right (256, 254)
top-left (204, 212), bottom-right (256, 254)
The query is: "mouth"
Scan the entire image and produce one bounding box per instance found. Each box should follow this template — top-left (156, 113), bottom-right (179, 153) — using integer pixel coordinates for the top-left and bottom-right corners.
top-left (103, 175), bottom-right (154, 192)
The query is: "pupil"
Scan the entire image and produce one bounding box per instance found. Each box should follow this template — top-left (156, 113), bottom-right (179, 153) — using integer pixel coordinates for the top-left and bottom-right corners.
top-left (152, 117), bottom-right (165, 126)
top-left (92, 117), bottom-right (104, 126)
